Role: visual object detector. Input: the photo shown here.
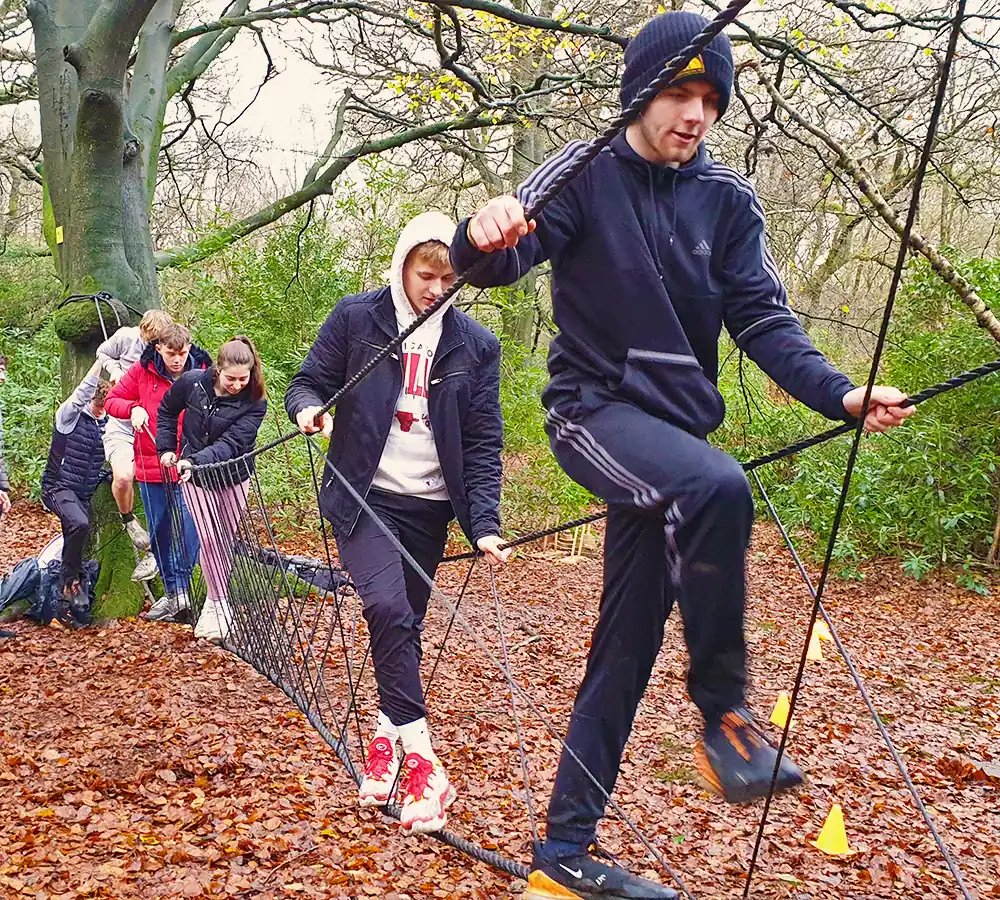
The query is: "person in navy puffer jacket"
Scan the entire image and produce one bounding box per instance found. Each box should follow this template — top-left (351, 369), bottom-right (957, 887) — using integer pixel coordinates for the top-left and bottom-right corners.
top-left (453, 12), bottom-right (915, 899)
top-left (40, 359), bottom-right (111, 600)
top-left (156, 336), bottom-right (268, 646)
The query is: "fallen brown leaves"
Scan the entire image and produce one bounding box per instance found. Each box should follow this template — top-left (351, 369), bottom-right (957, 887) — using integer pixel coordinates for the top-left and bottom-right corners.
top-left (0, 513), bottom-right (998, 899)
top-left (0, 502), bottom-right (60, 574)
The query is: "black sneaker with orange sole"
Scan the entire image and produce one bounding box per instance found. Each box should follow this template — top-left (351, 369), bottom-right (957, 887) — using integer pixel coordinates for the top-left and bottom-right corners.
top-left (523, 842), bottom-right (678, 900)
top-left (695, 706), bottom-right (804, 804)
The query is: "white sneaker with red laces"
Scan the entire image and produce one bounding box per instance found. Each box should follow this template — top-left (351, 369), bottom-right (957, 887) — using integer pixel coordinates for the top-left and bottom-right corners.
top-left (398, 752), bottom-right (454, 835)
top-left (359, 734), bottom-right (400, 808)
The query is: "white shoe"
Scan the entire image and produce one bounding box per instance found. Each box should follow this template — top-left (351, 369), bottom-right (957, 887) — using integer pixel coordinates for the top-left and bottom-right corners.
top-left (359, 734), bottom-right (400, 808)
top-left (398, 752), bottom-right (454, 835)
top-left (174, 591), bottom-right (192, 616)
top-left (124, 517), bottom-right (151, 551)
top-left (145, 594), bottom-right (181, 622)
top-left (130, 554), bottom-right (158, 582)
top-left (194, 599), bottom-right (229, 644)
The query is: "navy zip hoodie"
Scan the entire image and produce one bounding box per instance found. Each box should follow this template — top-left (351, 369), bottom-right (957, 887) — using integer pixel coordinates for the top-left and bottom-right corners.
top-left (451, 135), bottom-right (855, 439)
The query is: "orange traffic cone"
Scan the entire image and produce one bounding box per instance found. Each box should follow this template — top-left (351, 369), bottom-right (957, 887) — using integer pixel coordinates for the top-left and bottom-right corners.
top-left (806, 630), bottom-right (823, 661)
top-left (769, 690), bottom-right (792, 729)
top-left (811, 803), bottom-right (852, 855)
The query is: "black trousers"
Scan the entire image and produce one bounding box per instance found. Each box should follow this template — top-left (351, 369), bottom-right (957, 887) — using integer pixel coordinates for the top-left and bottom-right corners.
top-left (542, 385), bottom-right (754, 848)
top-left (43, 488), bottom-right (92, 590)
top-left (336, 490), bottom-right (454, 727)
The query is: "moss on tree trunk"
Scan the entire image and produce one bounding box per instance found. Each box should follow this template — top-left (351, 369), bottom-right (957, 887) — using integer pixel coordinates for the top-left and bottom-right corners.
top-left (88, 484), bottom-right (145, 621)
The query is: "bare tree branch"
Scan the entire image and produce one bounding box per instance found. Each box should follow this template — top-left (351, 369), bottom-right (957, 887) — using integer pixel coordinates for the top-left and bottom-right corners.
top-left (744, 59), bottom-right (1000, 344)
top-left (165, 0), bottom-right (251, 100)
top-left (155, 111), bottom-right (507, 269)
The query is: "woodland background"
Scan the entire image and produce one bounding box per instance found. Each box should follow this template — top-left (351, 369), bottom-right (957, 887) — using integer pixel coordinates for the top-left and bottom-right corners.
top-left (1, 4), bottom-right (1000, 898)
top-left (1, 0), bottom-right (1000, 593)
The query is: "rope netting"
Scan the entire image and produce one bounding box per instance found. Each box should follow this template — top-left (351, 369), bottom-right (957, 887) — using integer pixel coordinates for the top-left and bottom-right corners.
top-left (160, 361), bottom-right (992, 897)
top-left (66, 0), bottom-right (993, 895)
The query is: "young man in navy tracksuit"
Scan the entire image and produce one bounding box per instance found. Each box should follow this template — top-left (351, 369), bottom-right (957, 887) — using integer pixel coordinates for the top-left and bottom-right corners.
top-left (453, 12), bottom-right (914, 899)
top-left (286, 211), bottom-right (509, 837)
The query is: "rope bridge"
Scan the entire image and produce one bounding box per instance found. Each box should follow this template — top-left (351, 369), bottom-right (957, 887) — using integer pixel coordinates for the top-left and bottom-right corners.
top-left (157, 349), bottom-right (996, 899)
top-left (68, 0), bottom-right (989, 895)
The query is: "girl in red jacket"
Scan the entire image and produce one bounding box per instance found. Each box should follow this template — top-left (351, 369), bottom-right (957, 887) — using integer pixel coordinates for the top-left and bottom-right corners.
top-left (105, 323), bottom-right (211, 621)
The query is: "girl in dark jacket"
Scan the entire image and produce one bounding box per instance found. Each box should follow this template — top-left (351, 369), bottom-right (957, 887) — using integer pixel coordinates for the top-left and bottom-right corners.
top-left (157, 336), bottom-right (267, 643)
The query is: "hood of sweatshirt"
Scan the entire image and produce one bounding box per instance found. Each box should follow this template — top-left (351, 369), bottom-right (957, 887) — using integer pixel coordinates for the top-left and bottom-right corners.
top-left (388, 211), bottom-right (458, 338)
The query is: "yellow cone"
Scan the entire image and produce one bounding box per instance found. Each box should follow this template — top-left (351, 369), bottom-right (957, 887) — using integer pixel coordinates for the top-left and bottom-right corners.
top-left (811, 803), bottom-right (852, 856)
top-left (807, 630), bottom-right (823, 661)
top-left (813, 620), bottom-right (833, 642)
top-left (770, 691), bottom-right (792, 728)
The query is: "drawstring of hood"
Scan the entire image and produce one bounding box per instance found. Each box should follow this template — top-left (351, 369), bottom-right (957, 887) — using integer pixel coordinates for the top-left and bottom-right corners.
top-left (670, 173), bottom-right (679, 248)
top-left (644, 162), bottom-right (681, 280)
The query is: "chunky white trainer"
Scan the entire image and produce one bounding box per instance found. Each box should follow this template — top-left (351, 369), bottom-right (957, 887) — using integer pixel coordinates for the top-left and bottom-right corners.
top-left (358, 734), bottom-right (400, 808)
top-left (194, 598), bottom-right (230, 644)
top-left (145, 594), bottom-right (181, 621)
top-left (398, 752), bottom-right (454, 835)
top-left (130, 553), bottom-right (158, 582)
top-left (124, 517), bottom-right (151, 551)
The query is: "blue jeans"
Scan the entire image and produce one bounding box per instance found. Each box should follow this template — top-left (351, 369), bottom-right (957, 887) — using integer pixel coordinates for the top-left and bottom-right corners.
top-left (139, 481), bottom-right (200, 596)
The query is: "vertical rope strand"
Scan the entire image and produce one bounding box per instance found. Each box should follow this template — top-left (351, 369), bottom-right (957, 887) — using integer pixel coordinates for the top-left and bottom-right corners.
top-left (742, 4), bottom-right (968, 895)
top-left (749, 470), bottom-right (971, 895)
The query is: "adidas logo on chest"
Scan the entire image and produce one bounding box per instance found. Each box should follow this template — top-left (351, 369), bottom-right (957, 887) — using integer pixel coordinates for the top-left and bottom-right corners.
top-left (692, 240), bottom-right (712, 257)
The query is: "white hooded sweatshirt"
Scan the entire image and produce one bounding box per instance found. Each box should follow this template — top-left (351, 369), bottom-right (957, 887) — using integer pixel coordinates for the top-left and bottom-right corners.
top-left (370, 212), bottom-right (457, 500)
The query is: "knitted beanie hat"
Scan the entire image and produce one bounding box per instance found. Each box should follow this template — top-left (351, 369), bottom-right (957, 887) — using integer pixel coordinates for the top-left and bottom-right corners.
top-left (620, 11), bottom-right (733, 117)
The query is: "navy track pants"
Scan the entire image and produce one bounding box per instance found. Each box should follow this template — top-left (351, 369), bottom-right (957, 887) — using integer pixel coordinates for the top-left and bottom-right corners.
top-left (43, 488), bottom-right (92, 590)
top-left (336, 490), bottom-right (453, 728)
top-left (542, 385), bottom-right (754, 848)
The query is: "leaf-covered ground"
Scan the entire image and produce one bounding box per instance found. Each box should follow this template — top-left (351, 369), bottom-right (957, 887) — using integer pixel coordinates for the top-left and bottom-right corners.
top-left (1, 502), bottom-right (998, 899)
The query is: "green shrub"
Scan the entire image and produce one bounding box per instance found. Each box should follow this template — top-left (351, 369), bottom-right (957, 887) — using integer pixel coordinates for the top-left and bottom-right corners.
top-left (497, 338), bottom-right (592, 532)
top-left (715, 258), bottom-right (1000, 570)
top-left (0, 323), bottom-right (62, 497)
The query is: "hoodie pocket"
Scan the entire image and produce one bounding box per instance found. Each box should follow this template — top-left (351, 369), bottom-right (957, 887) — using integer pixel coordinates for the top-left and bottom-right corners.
top-left (618, 349), bottom-right (725, 439)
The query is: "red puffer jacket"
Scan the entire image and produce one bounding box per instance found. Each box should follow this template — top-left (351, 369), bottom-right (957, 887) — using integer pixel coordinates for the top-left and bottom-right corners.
top-left (105, 342), bottom-right (212, 483)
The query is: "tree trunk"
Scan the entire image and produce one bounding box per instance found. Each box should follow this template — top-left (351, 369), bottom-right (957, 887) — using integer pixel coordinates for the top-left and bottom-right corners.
top-left (29, 0), bottom-right (164, 620)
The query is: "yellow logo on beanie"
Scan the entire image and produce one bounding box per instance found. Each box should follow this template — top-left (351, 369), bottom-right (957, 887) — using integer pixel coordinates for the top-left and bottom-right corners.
top-left (676, 55), bottom-right (706, 77)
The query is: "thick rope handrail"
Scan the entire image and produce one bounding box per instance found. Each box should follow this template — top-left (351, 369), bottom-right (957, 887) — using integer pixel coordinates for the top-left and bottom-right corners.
top-left (199, 0), bottom-right (756, 470)
top-left (441, 510), bottom-right (607, 562)
top-left (741, 356), bottom-right (1000, 473)
top-left (743, 3), bottom-right (970, 897)
top-left (434, 357), bottom-right (1000, 564)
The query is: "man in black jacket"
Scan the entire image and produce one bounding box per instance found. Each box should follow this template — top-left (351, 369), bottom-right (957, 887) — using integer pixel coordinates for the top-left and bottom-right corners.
top-left (286, 211), bottom-right (507, 836)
